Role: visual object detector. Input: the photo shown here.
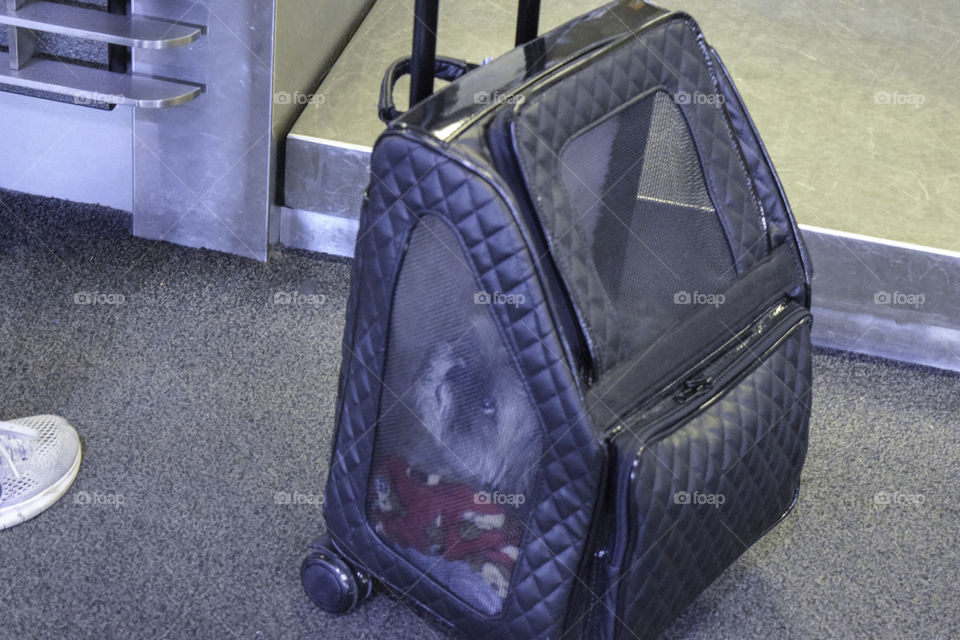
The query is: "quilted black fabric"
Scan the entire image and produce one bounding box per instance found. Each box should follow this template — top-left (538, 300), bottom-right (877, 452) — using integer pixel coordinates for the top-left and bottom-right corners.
top-left (609, 322), bottom-right (812, 640)
top-left (321, 5), bottom-right (812, 640)
top-left (324, 132), bottom-right (604, 640)
top-left (510, 16), bottom-right (769, 375)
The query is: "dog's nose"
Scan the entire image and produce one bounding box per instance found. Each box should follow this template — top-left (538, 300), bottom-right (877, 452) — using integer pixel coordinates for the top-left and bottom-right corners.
top-left (480, 398), bottom-right (496, 417)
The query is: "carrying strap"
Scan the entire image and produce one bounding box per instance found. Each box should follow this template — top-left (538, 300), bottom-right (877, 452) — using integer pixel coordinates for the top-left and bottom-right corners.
top-left (379, 56), bottom-right (479, 123)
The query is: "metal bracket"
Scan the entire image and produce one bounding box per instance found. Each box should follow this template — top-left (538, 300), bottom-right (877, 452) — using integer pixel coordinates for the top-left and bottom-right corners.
top-left (7, 26), bottom-right (36, 70)
top-left (8, 0), bottom-right (35, 71)
top-left (107, 0), bottom-right (129, 73)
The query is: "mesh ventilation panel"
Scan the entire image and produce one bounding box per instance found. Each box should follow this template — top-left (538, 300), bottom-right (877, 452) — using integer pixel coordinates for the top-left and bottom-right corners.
top-left (366, 216), bottom-right (542, 615)
top-left (556, 90), bottom-right (737, 371)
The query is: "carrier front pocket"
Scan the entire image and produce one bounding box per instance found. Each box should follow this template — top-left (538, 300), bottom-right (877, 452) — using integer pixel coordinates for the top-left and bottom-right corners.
top-left (604, 301), bottom-right (812, 640)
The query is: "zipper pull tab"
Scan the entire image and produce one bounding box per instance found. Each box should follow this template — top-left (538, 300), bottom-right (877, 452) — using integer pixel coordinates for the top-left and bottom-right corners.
top-left (674, 375), bottom-right (713, 403)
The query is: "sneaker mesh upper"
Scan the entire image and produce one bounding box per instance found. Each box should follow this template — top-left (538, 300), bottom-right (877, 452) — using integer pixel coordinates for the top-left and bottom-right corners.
top-left (0, 415), bottom-right (81, 510)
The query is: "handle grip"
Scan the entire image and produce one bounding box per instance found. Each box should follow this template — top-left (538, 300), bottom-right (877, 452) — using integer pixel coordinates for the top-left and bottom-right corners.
top-left (379, 55), bottom-right (479, 123)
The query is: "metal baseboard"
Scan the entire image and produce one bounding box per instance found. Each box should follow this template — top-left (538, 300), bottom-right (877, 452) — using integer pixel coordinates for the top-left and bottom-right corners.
top-left (284, 136), bottom-right (371, 222)
top-left (801, 226), bottom-right (960, 371)
top-left (279, 206), bottom-right (358, 259)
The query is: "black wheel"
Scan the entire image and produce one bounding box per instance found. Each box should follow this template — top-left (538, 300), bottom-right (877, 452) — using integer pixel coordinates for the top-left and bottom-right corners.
top-left (301, 534), bottom-right (373, 614)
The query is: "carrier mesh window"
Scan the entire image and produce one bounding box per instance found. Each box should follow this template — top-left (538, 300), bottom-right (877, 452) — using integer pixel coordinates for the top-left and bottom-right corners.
top-left (555, 90), bottom-right (736, 371)
top-left (366, 216), bottom-right (541, 615)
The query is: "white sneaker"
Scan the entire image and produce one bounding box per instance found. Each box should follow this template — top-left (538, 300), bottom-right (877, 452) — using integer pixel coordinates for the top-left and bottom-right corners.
top-left (0, 415), bottom-right (82, 530)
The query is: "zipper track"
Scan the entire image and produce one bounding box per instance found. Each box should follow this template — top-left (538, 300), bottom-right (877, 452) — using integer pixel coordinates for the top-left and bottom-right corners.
top-left (581, 449), bottom-right (613, 638)
top-left (621, 304), bottom-right (808, 452)
top-left (604, 298), bottom-right (799, 442)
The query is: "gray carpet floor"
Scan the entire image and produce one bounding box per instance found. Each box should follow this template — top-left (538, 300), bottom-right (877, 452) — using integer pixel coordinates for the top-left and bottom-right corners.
top-left (0, 189), bottom-right (957, 640)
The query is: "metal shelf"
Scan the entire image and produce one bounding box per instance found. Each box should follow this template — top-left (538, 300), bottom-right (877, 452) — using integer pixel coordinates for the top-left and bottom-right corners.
top-left (0, 51), bottom-right (202, 108)
top-left (0, 1), bottom-right (201, 49)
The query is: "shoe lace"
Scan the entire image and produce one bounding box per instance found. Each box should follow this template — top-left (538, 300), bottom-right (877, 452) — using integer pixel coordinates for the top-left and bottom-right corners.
top-left (0, 421), bottom-right (39, 480)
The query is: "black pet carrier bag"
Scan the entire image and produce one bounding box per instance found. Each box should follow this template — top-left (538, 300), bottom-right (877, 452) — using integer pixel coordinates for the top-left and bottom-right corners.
top-left (303, 1), bottom-right (813, 638)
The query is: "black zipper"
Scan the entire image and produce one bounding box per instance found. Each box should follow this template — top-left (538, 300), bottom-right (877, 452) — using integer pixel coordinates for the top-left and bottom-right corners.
top-left (604, 299), bottom-right (803, 444)
top-left (582, 433), bottom-right (637, 640)
top-left (583, 529), bottom-right (609, 638)
top-left (578, 439), bottom-right (618, 640)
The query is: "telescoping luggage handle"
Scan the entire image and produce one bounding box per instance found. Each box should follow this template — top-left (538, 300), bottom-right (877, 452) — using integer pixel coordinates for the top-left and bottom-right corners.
top-left (411, 0), bottom-right (541, 102)
top-left (378, 0), bottom-right (541, 123)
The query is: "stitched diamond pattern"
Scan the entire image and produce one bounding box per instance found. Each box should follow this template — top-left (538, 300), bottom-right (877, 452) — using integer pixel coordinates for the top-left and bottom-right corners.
top-left (324, 132), bottom-right (604, 640)
top-left (611, 323), bottom-right (812, 640)
top-left (511, 17), bottom-right (768, 374)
